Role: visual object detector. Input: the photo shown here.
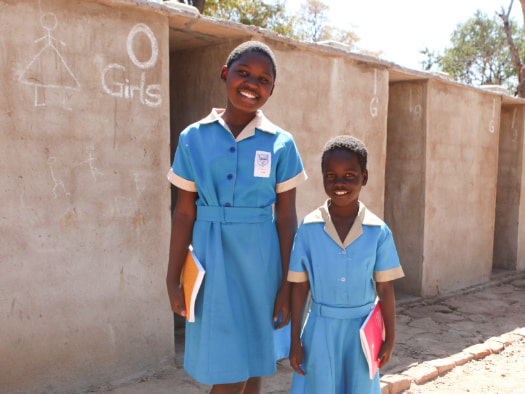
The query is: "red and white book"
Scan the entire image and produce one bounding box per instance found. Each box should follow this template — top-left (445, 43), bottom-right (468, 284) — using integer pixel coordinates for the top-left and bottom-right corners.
top-left (359, 297), bottom-right (385, 379)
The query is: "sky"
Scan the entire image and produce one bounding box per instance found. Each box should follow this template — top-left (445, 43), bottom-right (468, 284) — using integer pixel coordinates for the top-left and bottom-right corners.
top-left (284, 0), bottom-right (522, 70)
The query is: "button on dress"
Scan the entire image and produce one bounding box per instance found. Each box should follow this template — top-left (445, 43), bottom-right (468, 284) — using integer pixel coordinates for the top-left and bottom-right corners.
top-left (168, 109), bottom-right (307, 384)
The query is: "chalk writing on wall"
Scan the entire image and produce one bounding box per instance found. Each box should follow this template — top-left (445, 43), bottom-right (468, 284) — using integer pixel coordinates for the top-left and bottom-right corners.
top-left (489, 99), bottom-right (496, 134)
top-left (369, 70), bottom-right (379, 118)
top-left (19, 12), bottom-right (80, 111)
top-left (84, 146), bottom-right (103, 181)
top-left (134, 173), bottom-right (146, 193)
top-left (48, 157), bottom-right (70, 199)
top-left (511, 108), bottom-right (519, 142)
top-left (102, 23), bottom-right (161, 107)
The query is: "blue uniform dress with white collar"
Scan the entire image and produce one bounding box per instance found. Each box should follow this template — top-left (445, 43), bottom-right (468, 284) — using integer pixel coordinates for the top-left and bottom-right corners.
top-left (168, 109), bottom-right (307, 384)
top-left (288, 200), bottom-right (404, 394)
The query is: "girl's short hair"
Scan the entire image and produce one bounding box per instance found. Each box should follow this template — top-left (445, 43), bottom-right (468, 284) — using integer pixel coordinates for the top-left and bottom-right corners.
top-left (226, 41), bottom-right (277, 78)
top-left (321, 135), bottom-right (368, 172)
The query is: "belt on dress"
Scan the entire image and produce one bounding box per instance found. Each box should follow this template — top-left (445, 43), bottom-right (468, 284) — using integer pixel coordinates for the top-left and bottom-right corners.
top-left (311, 301), bottom-right (375, 319)
top-left (196, 205), bottom-right (273, 223)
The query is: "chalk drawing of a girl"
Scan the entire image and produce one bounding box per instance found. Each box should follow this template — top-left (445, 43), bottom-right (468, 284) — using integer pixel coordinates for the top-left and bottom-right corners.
top-left (19, 12), bottom-right (80, 110)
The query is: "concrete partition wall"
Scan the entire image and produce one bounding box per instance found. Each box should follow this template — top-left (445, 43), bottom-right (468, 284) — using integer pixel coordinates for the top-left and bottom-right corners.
top-left (422, 81), bottom-right (500, 296)
top-left (0, 1), bottom-right (172, 392)
top-left (493, 105), bottom-right (525, 272)
top-left (265, 46), bottom-right (390, 219)
top-left (385, 81), bottom-right (427, 296)
top-left (386, 79), bottom-right (501, 297)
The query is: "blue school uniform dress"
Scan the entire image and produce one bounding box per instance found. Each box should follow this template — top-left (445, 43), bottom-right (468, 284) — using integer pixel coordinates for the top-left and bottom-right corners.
top-left (288, 200), bottom-right (404, 394)
top-left (168, 108), bottom-right (307, 385)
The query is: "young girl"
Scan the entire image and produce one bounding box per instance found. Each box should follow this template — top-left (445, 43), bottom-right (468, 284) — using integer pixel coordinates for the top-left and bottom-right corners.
top-left (166, 41), bottom-right (307, 394)
top-left (288, 135), bottom-right (404, 394)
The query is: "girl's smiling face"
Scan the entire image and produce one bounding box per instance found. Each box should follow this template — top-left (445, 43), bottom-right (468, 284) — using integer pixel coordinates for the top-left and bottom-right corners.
top-left (221, 51), bottom-right (275, 115)
top-left (323, 149), bottom-right (368, 210)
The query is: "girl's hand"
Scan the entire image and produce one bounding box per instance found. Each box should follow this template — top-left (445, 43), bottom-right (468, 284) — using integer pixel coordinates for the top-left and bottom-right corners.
top-left (289, 340), bottom-right (306, 376)
top-left (167, 283), bottom-right (186, 318)
top-left (166, 189), bottom-right (197, 319)
top-left (376, 281), bottom-right (397, 369)
top-left (378, 339), bottom-right (394, 368)
top-left (273, 283), bottom-right (291, 329)
top-left (274, 188), bottom-right (296, 329)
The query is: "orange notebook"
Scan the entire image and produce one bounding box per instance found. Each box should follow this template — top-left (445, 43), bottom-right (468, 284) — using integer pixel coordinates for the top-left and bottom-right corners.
top-left (359, 297), bottom-right (385, 379)
top-left (182, 246), bottom-right (205, 323)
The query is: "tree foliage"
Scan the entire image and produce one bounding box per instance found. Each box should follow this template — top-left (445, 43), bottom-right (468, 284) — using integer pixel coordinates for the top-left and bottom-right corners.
top-left (297, 0), bottom-right (329, 42)
top-left (421, 10), bottom-right (523, 94)
top-left (295, 0), bottom-right (358, 48)
top-left (203, 0), bottom-right (298, 38)
top-left (201, 0), bottom-right (359, 49)
top-left (499, 0), bottom-right (525, 97)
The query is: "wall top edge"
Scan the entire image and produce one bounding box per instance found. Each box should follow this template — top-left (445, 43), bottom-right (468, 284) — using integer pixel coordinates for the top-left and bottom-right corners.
top-left (98, 0), bottom-right (525, 103)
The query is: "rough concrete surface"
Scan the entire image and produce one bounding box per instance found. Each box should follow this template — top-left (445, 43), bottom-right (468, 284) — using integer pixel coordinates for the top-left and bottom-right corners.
top-left (86, 274), bottom-right (525, 394)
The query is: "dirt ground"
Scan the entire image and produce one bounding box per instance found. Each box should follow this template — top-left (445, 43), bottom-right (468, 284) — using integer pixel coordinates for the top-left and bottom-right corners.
top-left (404, 338), bottom-right (525, 393)
top-left (89, 276), bottom-right (525, 394)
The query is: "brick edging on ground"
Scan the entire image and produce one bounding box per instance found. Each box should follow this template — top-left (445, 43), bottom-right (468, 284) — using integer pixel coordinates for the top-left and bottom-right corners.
top-left (379, 327), bottom-right (525, 394)
top-left (380, 272), bottom-right (525, 394)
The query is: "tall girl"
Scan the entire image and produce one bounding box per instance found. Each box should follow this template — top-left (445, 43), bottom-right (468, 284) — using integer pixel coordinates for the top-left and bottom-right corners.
top-left (166, 41), bottom-right (307, 394)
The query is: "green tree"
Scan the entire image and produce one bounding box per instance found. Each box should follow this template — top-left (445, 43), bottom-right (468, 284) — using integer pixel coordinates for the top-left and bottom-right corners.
top-left (499, 0), bottom-right (525, 97)
top-left (203, 0), bottom-right (298, 38)
top-left (291, 0), bottom-right (358, 49)
top-left (202, 0), bottom-right (359, 49)
top-left (421, 10), bottom-right (522, 94)
top-left (318, 26), bottom-right (360, 48)
top-left (420, 48), bottom-right (438, 71)
top-left (297, 0), bottom-right (329, 42)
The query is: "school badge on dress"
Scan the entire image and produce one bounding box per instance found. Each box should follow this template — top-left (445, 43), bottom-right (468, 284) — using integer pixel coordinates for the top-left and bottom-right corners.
top-left (254, 150), bottom-right (271, 177)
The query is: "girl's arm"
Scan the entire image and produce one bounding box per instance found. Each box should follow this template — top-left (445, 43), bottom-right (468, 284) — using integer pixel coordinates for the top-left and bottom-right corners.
top-left (289, 280), bottom-right (310, 375)
top-left (273, 188), bottom-right (298, 329)
top-left (166, 189), bottom-right (198, 317)
top-left (377, 280), bottom-right (396, 368)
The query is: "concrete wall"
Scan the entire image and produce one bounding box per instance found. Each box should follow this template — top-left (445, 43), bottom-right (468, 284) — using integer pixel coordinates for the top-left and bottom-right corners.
top-left (385, 81), bottom-right (427, 296)
top-left (493, 105), bottom-right (525, 271)
top-left (0, 1), bottom-right (172, 392)
top-left (386, 80), bottom-right (503, 297)
top-left (422, 81), bottom-right (501, 296)
top-left (266, 46), bottom-right (390, 220)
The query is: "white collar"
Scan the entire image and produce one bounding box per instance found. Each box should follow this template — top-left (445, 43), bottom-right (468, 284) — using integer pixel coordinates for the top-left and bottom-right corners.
top-left (199, 108), bottom-right (277, 142)
top-left (303, 200), bottom-right (383, 249)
